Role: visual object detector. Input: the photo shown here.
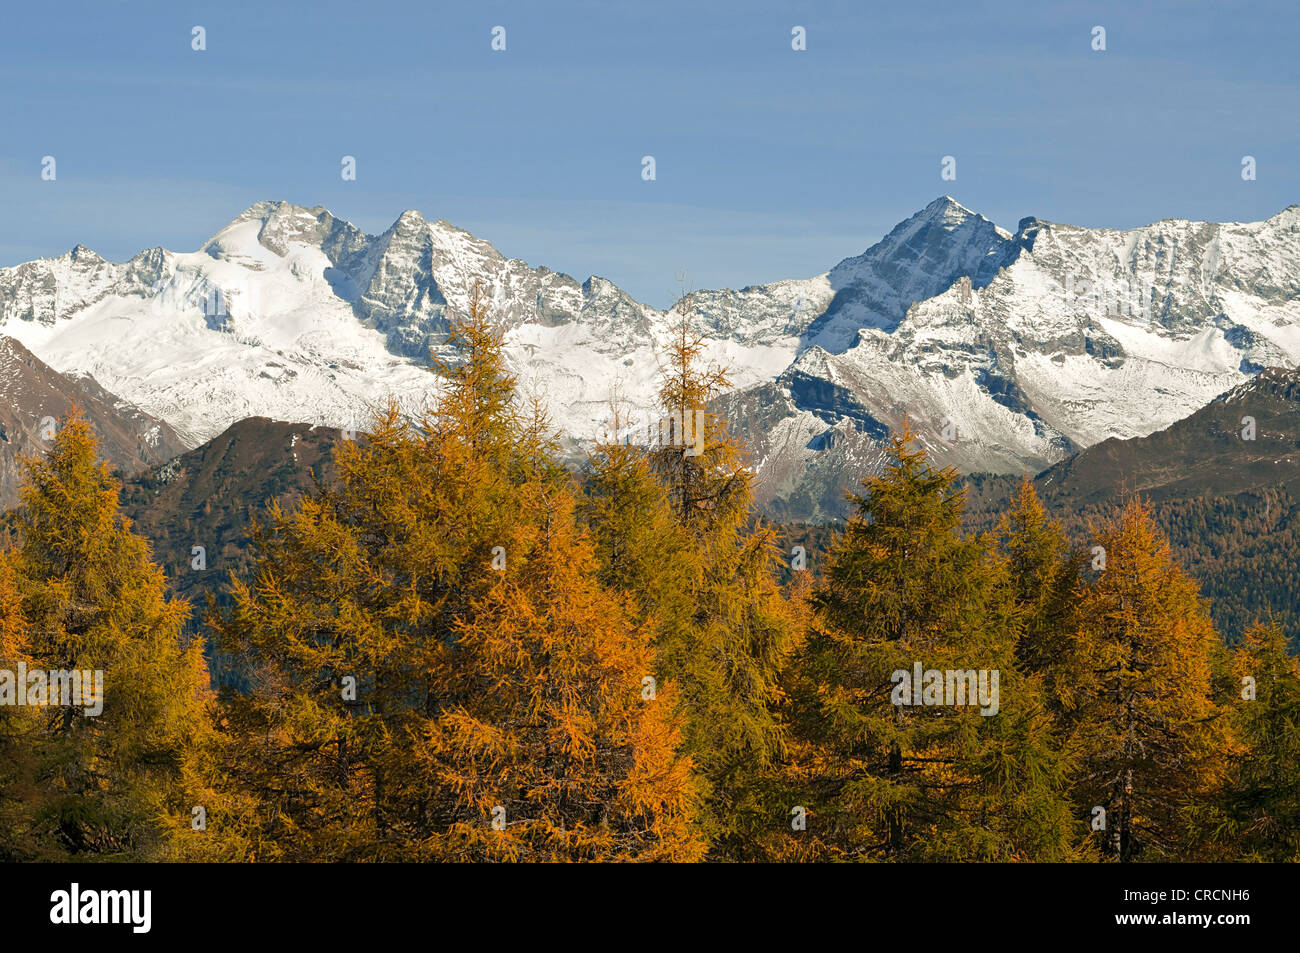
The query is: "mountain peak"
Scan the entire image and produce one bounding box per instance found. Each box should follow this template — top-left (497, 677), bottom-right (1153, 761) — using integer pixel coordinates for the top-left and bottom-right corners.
top-left (903, 196), bottom-right (1013, 240)
top-left (203, 199), bottom-right (294, 247)
top-left (394, 209), bottom-right (427, 226)
top-left (386, 209), bottom-right (432, 236)
top-left (201, 201), bottom-right (363, 260)
top-left (230, 199), bottom-right (291, 224)
top-left (222, 200), bottom-right (346, 233)
top-left (66, 243), bottom-right (103, 264)
top-left (863, 197), bottom-right (1002, 255)
top-left (922, 195), bottom-right (975, 217)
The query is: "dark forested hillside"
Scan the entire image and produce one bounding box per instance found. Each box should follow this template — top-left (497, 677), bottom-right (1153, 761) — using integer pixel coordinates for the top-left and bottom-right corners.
top-left (957, 367), bottom-right (1300, 647)
top-left (118, 417), bottom-right (341, 615)
top-left (964, 482), bottom-right (1299, 647)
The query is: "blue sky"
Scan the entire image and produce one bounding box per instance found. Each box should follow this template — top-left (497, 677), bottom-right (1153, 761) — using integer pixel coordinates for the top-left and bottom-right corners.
top-left (1, 0), bottom-right (1297, 307)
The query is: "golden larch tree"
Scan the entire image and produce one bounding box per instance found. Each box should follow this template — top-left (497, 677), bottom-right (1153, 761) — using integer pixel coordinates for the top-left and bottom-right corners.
top-left (1067, 498), bottom-right (1238, 862)
top-left (12, 410), bottom-right (214, 860)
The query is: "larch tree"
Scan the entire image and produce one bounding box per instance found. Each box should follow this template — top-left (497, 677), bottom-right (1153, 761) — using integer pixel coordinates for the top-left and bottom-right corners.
top-left (11, 410), bottom-right (214, 860)
top-left (581, 400), bottom-right (695, 641)
top-left (1066, 498), bottom-right (1238, 862)
top-left (0, 545), bottom-right (41, 860)
top-left (211, 284), bottom-right (703, 861)
top-left (204, 412), bottom-right (423, 860)
top-left (413, 481), bottom-right (704, 861)
top-left (209, 285), bottom-right (528, 859)
top-left (643, 290), bottom-right (798, 849)
top-left (995, 479), bottom-right (1088, 719)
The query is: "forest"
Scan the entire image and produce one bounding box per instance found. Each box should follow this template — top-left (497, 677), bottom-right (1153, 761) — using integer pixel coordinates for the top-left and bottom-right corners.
top-left (1, 290), bottom-right (1296, 863)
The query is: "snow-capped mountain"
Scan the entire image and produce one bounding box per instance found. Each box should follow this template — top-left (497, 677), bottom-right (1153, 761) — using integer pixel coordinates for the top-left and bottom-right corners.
top-left (3, 196), bottom-right (1298, 518)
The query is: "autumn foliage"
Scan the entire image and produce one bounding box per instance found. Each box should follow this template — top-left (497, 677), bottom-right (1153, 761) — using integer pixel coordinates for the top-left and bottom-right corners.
top-left (0, 288), bottom-right (1293, 862)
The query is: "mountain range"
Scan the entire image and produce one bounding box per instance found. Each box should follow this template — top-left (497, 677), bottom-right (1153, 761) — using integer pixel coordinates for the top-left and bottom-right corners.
top-left (3, 196), bottom-right (1300, 519)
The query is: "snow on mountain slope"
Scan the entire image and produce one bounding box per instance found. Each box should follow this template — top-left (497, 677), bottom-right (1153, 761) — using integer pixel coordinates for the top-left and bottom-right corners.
top-left (2, 197), bottom-right (1299, 519)
top-left (798, 196), bottom-right (1018, 352)
top-left (4, 214), bottom-right (437, 446)
top-left (0, 200), bottom-right (798, 450)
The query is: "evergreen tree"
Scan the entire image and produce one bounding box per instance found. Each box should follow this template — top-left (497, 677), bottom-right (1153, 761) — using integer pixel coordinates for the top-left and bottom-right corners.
top-left (788, 426), bottom-right (1078, 860)
top-left (1198, 621), bottom-right (1300, 861)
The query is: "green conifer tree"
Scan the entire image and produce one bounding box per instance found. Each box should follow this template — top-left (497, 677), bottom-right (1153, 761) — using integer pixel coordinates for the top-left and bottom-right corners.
top-left (1194, 620), bottom-right (1300, 861)
top-left (789, 426), bottom-right (1078, 860)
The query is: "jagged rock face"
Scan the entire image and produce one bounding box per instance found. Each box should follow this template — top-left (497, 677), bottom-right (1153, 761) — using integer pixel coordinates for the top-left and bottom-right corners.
top-left (804, 196), bottom-right (1020, 349)
top-left (717, 200), bottom-right (1300, 516)
top-left (2, 197), bottom-right (1299, 520)
top-left (0, 246), bottom-right (115, 326)
top-left (0, 336), bottom-right (186, 508)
